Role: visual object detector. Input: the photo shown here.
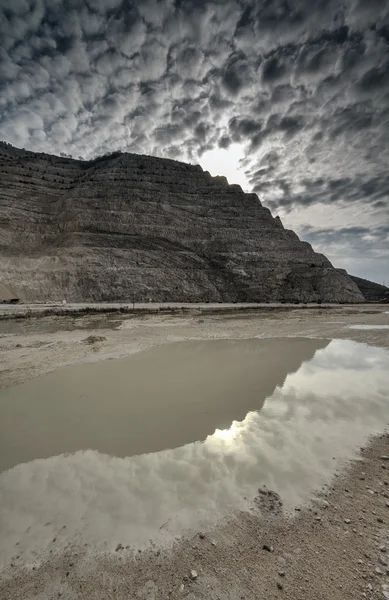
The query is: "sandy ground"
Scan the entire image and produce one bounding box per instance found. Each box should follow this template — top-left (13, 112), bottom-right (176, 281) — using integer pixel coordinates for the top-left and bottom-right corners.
top-left (0, 305), bottom-right (389, 599)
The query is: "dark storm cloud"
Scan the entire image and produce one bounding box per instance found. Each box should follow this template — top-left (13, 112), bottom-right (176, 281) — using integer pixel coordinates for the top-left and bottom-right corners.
top-left (1, 0), bottom-right (389, 280)
top-left (254, 172), bottom-right (389, 213)
top-left (301, 225), bottom-right (389, 246)
top-left (300, 225), bottom-right (389, 270)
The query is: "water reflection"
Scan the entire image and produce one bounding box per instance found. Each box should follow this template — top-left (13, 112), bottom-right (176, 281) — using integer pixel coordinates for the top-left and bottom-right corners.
top-left (0, 339), bottom-right (388, 564)
top-left (0, 338), bottom-right (326, 471)
top-left (348, 324), bottom-right (389, 330)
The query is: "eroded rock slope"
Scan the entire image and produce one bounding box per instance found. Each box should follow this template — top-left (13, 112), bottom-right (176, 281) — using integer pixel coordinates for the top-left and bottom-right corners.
top-left (0, 142), bottom-right (363, 303)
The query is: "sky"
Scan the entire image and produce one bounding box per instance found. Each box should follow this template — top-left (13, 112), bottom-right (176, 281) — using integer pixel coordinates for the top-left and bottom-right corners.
top-left (0, 0), bottom-right (388, 283)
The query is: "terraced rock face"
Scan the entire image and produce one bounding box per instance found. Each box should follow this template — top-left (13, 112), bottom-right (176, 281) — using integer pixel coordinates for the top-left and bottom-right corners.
top-left (0, 142), bottom-right (363, 303)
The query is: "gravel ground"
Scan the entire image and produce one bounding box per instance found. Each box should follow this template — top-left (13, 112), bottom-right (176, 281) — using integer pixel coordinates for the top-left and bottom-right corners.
top-left (0, 305), bottom-right (389, 600)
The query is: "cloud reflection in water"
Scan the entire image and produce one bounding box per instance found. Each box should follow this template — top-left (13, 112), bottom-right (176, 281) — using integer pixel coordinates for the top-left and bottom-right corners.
top-left (0, 339), bottom-right (388, 564)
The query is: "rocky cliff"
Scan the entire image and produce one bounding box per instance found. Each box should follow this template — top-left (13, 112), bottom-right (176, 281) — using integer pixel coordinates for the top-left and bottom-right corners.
top-left (0, 142), bottom-right (363, 303)
top-left (350, 275), bottom-right (389, 303)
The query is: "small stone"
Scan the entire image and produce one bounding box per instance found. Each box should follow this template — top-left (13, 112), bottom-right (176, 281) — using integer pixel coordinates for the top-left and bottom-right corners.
top-left (82, 335), bottom-right (106, 345)
top-left (190, 570), bottom-right (198, 580)
top-left (277, 582), bottom-right (283, 590)
top-left (383, 591), bottom-right (389, 600)
top-left (315, 516), bottom-right (322, 521)
top-left (263, 544), bottom-right (274, 552)
top-left (367, 583), bottom-right (373, 591)
top-left (179, 584), bottom-right (185, 593)
top-left (344, 519), bottom-right (351, 524)
top-left (379, 557), bottom-right (388, 566)
top-left (380, 545), bottom-right (387, 552)
top-left (115, 543), bottom-right (123, 552)
top-left (211, 541), bottom-right (217, 546)
top-left (386, 502), bottom-right (389, 508)
top-left (198, 532), bottom-right (205, 539)
top-left (377, 518), bottom-right (384, 523)
top-left (358, 559), bottom-right (363, 564)
top-left (375, 567), bottom-right (383, 574)
top-left (380, 456), bottom-right (389, 461)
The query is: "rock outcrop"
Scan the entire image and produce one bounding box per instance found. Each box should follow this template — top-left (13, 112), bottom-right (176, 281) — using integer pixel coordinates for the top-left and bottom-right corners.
top-left (350, 275), bottom-right (389, 303)
top-left (0, 142), bottom-right (364, 303)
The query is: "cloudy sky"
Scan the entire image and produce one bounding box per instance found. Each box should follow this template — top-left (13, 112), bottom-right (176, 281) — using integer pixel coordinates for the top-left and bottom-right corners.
top-left (1, 0), bottom-right (388, 283)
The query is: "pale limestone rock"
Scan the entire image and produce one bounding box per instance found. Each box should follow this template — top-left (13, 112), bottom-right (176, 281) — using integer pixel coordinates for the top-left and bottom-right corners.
top-left (0, 142), bottom-right (364, 303)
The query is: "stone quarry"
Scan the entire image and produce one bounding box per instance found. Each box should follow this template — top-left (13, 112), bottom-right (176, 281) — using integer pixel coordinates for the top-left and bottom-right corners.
top-left (0, 142), bottom-right (363, 303)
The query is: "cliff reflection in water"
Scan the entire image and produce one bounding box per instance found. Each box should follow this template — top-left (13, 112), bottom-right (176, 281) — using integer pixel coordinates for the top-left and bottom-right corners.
top-left (0, 338), bottom-right (388, 564)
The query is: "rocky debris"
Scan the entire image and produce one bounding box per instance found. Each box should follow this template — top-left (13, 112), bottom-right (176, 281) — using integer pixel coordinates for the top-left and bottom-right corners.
top-left (82, 335), bottom-right (106, 344)
top-left (312, 498), bottom-right (329, 509)
top-left (254, 488), bottom-right (283, 517)
top-left (189, 570), bottom-right (198, 580)
top-left (0, 142), bottom-right (364, 303)
top-left (380, 456), bottom-right (389, 461)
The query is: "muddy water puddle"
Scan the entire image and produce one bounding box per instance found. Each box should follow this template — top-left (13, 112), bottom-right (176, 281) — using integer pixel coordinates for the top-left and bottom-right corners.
top-left (0, 314), bottom-right (124, 335)
top-left (0, 337), bottom-right (388, 562)
top-left (348, 324), bottom-right (389, 330)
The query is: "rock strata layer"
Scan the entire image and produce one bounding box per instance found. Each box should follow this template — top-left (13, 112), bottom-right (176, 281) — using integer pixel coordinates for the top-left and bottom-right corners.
top-left (0, 142), bottom-right (363, 303)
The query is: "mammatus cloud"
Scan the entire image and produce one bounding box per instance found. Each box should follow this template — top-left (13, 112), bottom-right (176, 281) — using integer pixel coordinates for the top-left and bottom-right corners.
top-left (0, 0), bottom-right (388, 281)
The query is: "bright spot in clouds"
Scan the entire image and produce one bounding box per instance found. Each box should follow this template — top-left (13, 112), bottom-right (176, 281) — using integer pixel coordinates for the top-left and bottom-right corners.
top-left (199, 144), bottom-right (250, 191)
